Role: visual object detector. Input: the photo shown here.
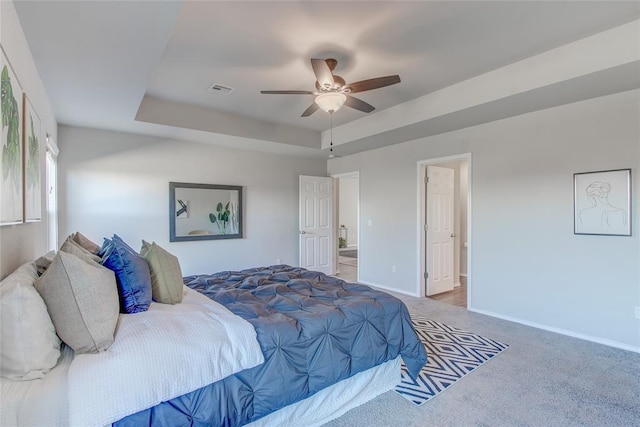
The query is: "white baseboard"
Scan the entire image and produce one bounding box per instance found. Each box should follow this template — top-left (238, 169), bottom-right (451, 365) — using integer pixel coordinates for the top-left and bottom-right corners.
top-left (358, 280), bottom-right (421, 298)
top-left (468, 307), bottom-right (640, 354)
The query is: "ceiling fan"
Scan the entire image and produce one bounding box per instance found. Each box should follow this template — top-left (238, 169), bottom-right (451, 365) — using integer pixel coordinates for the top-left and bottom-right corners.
top-left (261, 58), bottom-right (401, 117)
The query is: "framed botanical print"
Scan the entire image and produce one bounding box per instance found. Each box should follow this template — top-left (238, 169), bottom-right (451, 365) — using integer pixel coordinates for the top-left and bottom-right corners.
top-left (1, 46), bottom-right (24, 225)
top-left (23, 94), bottom-right (42, 222)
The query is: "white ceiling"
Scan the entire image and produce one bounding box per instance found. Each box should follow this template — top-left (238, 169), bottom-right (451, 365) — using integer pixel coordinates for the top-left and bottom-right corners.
top-left (14, 1), bottom-right (640, 158)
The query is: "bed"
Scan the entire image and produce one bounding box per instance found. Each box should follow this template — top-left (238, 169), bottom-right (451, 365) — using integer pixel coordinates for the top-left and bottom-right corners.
top-left (1, 279), bottom-right (264, 427)
top-left (1, 262), bottom-right (426, 427)
top-left (117, 265), bottom-right (427, 426)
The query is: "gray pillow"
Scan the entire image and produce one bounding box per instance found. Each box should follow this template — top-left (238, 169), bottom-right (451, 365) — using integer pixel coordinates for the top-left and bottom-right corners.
top-left (34, 250), bottom-right (56, 276)
top-left (140, 241), bottom-right (184, 304)
top-left (61, 237), bottom-right (101, 264)
top-left (71, 232), bottom-right (101, 255)
top-left (35, 251), bottom-right (119, 354)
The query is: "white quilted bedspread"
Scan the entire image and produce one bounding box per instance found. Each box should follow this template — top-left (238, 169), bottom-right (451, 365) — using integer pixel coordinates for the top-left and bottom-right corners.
top-left (1, 286), bottom-right (264, 427)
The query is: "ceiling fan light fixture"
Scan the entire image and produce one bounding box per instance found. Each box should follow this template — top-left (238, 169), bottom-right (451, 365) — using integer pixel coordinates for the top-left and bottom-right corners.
top-left (315, 92), bottom-right (347, 113)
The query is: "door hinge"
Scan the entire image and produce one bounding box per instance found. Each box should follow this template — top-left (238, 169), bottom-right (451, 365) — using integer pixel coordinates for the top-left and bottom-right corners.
top-left (424, 176), bottom-right (429, 183)
top-left (424, 272), bottom-right (429, 279)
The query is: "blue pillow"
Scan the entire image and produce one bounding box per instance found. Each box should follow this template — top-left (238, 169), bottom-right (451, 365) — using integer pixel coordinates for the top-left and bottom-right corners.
top-left (112, 234), bottom-right (135, 251)
top-left (98, 238), bottom-right (112, 257)
top-left (100, 235), bottom-right (152, 314)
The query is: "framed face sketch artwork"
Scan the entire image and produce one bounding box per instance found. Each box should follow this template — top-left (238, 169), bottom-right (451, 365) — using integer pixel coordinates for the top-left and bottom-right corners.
top-left (574, 169), bottom-right (631, 236)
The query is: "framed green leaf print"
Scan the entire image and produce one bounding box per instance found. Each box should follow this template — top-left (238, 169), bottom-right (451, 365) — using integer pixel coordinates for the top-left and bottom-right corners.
top-left (23, 95), bottom-right (41, 222)
top-left (1, 46), bottom-right (24, 225)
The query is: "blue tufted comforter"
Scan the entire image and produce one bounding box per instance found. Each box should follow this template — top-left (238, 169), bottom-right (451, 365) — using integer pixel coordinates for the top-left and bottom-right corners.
top-left (115, 265), bottom-right (427, 426)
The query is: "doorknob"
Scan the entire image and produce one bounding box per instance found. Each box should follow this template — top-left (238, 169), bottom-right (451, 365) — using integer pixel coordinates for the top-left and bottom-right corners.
top-left (450, 233), bottom-right (456, 238)
top-left (299, 231), bottom-right (307, 234)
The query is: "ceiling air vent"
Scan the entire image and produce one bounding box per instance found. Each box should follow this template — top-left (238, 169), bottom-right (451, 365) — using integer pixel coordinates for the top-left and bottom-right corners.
top-left (208, 83), bottom-right (233, 94)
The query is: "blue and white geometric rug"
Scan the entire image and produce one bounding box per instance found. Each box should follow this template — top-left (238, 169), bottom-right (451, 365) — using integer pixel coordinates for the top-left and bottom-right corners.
top-left (395, 317), bottom-right (509, 405)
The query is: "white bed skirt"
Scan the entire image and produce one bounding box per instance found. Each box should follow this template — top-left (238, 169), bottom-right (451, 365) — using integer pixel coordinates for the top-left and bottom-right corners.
top-left (247, 356), bottom-right (401, 427)
top-left (1, 351), bottom-right (400, 427)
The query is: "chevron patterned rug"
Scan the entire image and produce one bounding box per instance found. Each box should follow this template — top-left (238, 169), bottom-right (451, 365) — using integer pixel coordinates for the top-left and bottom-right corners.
top-left (395, 317), bottom-right (509, 405)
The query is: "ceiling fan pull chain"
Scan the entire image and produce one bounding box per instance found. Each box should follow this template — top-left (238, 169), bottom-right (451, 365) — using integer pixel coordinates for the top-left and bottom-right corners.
top-left (330, 112), bottom-right (333, 152)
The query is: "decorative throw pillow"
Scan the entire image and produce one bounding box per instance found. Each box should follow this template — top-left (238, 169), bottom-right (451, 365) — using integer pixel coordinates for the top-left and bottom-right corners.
top-left (35, 252), bottom-right (119, 354)
top-left (112, 234), bottom-right (138, 254)
top-left (34, 250), bottom-right (57, 276)
top-left (140, 240), bottom-right (184, 304)
top-left (71, 231), bottom-right (101, 255)
top-left (0, 262), bottom-right (61, 380)
top-left (61, 237), bottom-right (101, 264)
top-left (98, 237), bottom-right (112, 257)
top-left (101, 235), bottom-right (152, 313)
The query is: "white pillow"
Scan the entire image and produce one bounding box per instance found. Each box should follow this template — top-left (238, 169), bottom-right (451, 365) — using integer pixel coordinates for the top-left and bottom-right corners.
top-left (0, 262), bottom-right (61, 380)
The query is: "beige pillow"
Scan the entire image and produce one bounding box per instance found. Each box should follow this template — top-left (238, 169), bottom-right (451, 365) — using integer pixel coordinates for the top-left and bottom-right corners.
top-left (34, 250), bottom-right (56, 276)
top-left (61, 237), bottom-right (101, 264)
top-left (140, 241), bottom-right (183, 304)
top-left (0, 262), bottom-right (61, 380)
top-left (72, 231), bottom-right (101, 255)
top-left (35, 252), bottom-right (119, 354)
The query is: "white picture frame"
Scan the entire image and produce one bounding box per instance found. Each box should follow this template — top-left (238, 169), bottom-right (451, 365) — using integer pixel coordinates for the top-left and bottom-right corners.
top-left (0, 46), bottom-right (24, 226)
top-left (23, 94), bottom-right (42, 222)
top-left (574, 169), bottom-right (631, 236)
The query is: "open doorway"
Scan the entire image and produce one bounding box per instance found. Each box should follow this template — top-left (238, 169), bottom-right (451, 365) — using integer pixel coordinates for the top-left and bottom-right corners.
top-left (418, 155), bottom-right (470, 308)
top-left (333, 172), bottom-right (359, 282)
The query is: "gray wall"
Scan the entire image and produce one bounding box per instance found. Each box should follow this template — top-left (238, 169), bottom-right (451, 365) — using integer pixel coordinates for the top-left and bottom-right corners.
top-left (0, 1), bottom-right (58, 279)
top-left (328, 89), bottom-right (640, 349)
top-left (58, 125), bottom-right (327, 275)
top-left (338, 176), bottom-right (358, 247)
top-left (459, 161), bottom-right (468, 276)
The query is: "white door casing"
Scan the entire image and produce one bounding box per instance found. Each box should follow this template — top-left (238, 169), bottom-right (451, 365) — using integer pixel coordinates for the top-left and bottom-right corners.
top-left (299, 175), bottom-right (333, 275)
top-left (426, 165), bottom-right (455, 296)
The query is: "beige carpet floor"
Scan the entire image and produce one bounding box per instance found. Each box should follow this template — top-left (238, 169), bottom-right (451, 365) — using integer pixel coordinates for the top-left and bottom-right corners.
top-left (325, 291), bottom-right (640, 426)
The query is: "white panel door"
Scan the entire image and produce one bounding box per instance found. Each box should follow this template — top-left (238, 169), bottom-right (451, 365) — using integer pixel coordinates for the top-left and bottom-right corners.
top-left (426, 165), bottom-right (455, 296)
top-left (299, 175), bottom-right (333, 275)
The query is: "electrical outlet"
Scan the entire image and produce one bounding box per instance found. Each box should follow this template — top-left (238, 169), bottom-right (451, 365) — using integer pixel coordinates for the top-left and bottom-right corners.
top-left (391, 265), bottom-right (397, 273)
top-left (635, 306), bottom-right (640, 320)
top-left (276, 258), bottom-right (281, 264)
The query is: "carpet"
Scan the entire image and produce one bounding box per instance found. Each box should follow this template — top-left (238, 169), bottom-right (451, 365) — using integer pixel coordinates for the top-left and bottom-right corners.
top-left (340, 249), bottom-right (357, 258)
top-left (395, 317), bottom-right (508, 406)
top-left (339, 256), bottom-right (358, 267)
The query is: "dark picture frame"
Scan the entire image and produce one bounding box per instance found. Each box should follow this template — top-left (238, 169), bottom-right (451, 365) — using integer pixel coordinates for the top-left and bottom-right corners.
top-left (169, 182), bottom-right (243, 242)
top-left (574, 169), bottom-right (631, 236)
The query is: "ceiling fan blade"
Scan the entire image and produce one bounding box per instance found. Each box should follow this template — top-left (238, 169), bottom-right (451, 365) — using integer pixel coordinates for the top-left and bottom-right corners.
top-left (311, 58), bottom-right (335, 88)
top-left (345, 95), bottom-right (375, 113)
top-left (301, 102), bottom-right (320, 117)
top-left (346, 75), bottom-right (401, 93)
top-left (260, 90), bottom-right (314, 95)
